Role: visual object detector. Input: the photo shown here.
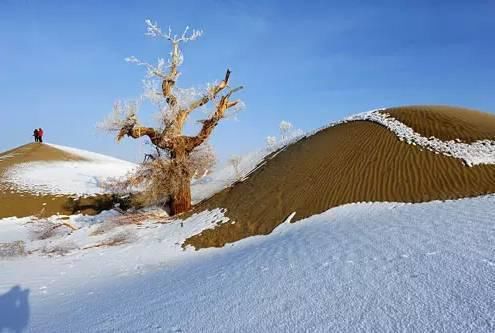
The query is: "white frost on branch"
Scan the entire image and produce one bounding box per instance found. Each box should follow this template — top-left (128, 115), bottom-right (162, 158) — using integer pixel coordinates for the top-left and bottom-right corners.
top-left (98, 101), bottom-right (139, 132)
top-left (107, 19), bottom-right (244, 152)
top-left (125, 56), bottom-right (167, 78)
top-left (142, 80), bottom-right (214, 125)
top-left (145, 19), bottom-right (203, 43)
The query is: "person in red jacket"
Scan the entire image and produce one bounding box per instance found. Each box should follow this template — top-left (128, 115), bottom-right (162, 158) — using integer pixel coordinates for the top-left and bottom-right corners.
top-left (38, 128), bottom-right (44, 143)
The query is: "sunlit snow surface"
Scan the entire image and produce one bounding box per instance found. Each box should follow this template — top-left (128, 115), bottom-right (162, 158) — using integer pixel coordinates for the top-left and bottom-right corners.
top-left (1, 196), bottom-right (494, 332)
top-left (3, 143), bottom-right (137, 196)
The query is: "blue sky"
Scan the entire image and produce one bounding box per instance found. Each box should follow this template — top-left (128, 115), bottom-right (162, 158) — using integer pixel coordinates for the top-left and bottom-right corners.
top-left (1, 0), bottom-right (495, 162)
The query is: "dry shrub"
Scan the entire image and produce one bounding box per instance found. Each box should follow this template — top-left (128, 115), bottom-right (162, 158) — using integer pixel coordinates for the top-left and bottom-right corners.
top-left (109, 210), bottom-right (168, 225)
top-left (104, 143), bottom-right (215, 208)
top-left (90, 220), bottom-right (121, 236)
top-left (103, 230), bottom-right (135, 246)
top-left (0, 241), bottom-right (26, 258)
top-left (29, 220), bottom-right (73, 240)
top-left (84, 229), bottom-right (135, 249)
top-left (41, 241), bottom-right (78, 256)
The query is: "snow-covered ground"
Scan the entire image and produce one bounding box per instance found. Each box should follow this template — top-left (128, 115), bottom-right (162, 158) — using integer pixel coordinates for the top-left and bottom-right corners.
top-left (1, 195), bottom-right (494, 332)
top-left (3, 143), bottom-right (137, 196)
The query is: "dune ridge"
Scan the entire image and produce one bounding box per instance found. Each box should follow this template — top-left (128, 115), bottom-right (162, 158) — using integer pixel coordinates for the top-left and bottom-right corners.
top-left (185, 106), bottom-right (495, 248)
top-left (0, 143), bottom-right (126, 218)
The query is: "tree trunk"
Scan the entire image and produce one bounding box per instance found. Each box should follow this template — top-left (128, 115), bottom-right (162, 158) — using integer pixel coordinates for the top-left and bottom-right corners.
top-left (169, 149), bottom-right (192, 216)
top-left (170, 177), bottom-right (192, 215)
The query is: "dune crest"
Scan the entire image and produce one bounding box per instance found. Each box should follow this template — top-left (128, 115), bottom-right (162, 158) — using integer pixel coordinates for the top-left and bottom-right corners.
top-left (186, 105), bottom-right (495, 248)
top-left (0, 143), bottom-right (135, 218)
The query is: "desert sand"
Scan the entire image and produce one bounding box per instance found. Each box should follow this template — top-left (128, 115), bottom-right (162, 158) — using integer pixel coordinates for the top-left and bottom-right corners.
top-left (186, 105), bottom-right (495, 248)
top-left (0, 143), bottom-right (114, 218)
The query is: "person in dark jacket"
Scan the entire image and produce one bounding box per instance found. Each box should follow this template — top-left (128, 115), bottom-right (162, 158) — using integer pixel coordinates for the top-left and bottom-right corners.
top-left (38, 128), bottom-right (44, 143)
top-left (33, 129), bottom-right (39, 142)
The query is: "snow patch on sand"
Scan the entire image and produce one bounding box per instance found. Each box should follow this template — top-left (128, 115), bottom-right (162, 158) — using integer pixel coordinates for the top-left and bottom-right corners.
top-left (294, 108), bottom-right (495, 166)
top-left (3, 143), bottom-right (136, 196)
top-left (352, 110), bottom-right (495, 166)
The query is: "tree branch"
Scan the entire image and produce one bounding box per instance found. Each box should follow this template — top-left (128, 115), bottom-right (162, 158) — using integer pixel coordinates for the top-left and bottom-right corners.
top-left (174, 69), bottom-right (233, 133)
top-left (160, 42), bottom-right (181, 110)
top-left (117, 125), bottom-right (173, 150)
top-left (185, 85), bottom-right (243, 152)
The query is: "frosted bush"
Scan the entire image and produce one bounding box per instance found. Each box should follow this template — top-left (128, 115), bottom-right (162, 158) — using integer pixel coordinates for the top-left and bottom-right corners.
top-left (30, 220), bottom-right (73, 240)
top-left (41, 241), bottom-right (79, 256)
top-left (0, 241), bottom-right (26, 258)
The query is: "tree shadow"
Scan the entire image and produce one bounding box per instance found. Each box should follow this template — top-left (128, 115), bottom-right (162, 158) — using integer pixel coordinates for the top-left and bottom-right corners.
top-left (0, 285), bottom-right (30, 333)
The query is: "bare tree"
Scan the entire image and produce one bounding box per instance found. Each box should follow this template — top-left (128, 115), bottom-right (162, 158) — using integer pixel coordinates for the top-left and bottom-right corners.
top-left (102, 20), bottom-right (243, 215)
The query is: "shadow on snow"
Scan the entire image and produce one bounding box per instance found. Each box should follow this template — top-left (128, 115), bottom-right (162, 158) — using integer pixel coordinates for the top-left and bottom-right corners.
top-left (0, 286), bottom-right (30, 333)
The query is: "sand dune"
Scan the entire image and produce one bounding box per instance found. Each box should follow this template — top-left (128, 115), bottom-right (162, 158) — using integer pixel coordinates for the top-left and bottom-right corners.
top-left (0, 143), bottom-right (134, 218)
top-left (384, 105), bottom-right (495, 142)
top-left (186, 105), bottom-right (495, 248)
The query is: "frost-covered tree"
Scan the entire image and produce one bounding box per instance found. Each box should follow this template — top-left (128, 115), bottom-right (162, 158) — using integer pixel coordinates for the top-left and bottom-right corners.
top-left (102, 20), bottom-right (243, 215)
top-left (279, 120), bottom-right (293, 141)
top-left (265, 121), bottom-right (303, 149)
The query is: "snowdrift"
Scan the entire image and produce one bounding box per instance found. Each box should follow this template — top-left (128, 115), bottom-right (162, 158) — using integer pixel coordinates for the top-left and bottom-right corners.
top-left (2, 196), bottom-right (495, 332)
top-left (0, 143), bottom-right (135, 218)
top-left (187, 105), bottom-right (495, 248)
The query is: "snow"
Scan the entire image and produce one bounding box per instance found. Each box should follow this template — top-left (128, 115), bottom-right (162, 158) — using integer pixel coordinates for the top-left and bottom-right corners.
top-left (293, 108), bottom-right (495, 167)
top-left (1, 195), bottom-right (494, 332)
top-left (3, 143), bottom-right (136, 196)
top-left (349, 110), bottom-right (495, 166)
top-left (255, 108), bottom-right (495, 167)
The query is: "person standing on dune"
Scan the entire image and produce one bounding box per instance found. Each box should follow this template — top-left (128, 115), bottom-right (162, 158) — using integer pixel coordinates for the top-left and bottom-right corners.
top-left (38, 128), bottom-right (44, 143)
top-left (33, 129), bottom-right (39, 142)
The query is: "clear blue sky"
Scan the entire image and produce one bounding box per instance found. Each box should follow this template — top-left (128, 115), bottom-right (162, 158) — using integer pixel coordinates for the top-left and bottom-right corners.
top-left (2, 0), bottom-right (495, 162)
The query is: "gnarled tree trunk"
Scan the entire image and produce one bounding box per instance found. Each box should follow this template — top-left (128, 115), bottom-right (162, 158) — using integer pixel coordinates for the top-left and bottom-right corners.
top-left (168, 153), bottom-right (192, 215)
top-left (170, 177), bottom-right (192, 215)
